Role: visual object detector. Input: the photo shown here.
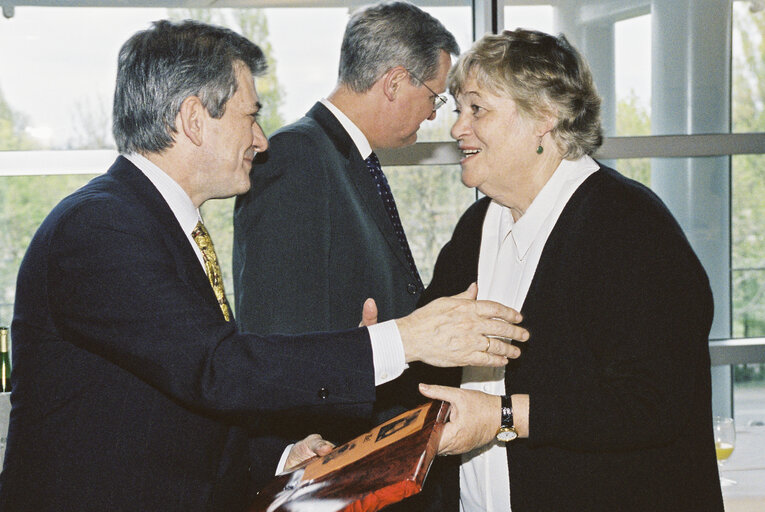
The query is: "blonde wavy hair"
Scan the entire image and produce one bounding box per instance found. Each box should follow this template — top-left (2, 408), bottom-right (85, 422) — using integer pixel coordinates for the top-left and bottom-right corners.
top-left (448, 29), bottom-right (603, 159)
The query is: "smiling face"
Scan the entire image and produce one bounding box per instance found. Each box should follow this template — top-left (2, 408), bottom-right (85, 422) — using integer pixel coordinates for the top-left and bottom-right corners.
top-left (201, 64), bottom-right (268, 201)
top-left (451, 73), bottom-right (543, 207)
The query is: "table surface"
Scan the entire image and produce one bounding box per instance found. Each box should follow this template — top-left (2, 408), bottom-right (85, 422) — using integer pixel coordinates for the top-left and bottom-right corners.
top-left (720, 425), bottom-right (765, 512)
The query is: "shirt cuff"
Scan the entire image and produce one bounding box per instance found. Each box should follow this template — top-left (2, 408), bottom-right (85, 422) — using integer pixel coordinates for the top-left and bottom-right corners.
top-left (276, 443), bottom-right (293, 475)
top-left (368, 319), bottom-right (407, 386)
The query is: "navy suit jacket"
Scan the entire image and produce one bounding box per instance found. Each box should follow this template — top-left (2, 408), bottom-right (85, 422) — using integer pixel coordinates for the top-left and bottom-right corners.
top-left (232, 103), bottom-right (424, 480)
top-left (0, 157), bottom-right (377, 512)
top-left (233, 102), bottom-right (422, 335)
top-left (419, 165), bottom-right (724, 511)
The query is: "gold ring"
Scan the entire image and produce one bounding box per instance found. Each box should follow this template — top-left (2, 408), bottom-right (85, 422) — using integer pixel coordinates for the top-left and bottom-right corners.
top-left (485, 338), bottom-right (491, 352)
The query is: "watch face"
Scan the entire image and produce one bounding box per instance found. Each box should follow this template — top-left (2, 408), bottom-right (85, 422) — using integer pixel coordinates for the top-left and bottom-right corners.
top-left (496, 427), bottom-right (518, 442)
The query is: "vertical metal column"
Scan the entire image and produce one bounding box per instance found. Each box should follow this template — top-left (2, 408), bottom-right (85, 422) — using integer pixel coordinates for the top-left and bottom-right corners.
top-left (650, 0), bottom-right (733, 416)
top-left (473, 0), bottom-right (501, 40)
top-left (554, 5), bottom-right (617, 139)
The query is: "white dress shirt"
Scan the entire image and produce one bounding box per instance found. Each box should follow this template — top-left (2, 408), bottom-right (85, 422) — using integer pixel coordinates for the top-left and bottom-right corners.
top-left (320, 98), bottom-right (373, 159)
top-left (459, 156), bottom-right (599, 512)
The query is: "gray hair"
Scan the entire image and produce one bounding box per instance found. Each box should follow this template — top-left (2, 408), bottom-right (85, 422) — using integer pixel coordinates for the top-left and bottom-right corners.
top-left (449, 29), bottom-right (603, 159)
top-left (113, 19), bottom-right (267, 154)
top-left (338, 1), bottom-right (459, 93)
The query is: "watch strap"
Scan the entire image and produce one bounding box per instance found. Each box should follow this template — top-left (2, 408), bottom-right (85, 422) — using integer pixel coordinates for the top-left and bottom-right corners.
top-left (496, 395), bottom-right (518, 442)
top-left (500, 395), bottom-right (514, 429)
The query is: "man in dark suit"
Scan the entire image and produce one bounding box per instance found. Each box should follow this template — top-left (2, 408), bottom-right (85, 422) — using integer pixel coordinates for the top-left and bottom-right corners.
top-left (0, 20), bottom-right (528, 512)
top-left (232, 1), bottom-right (460, 477)
top-left (234, 1), bottom-right (458, 335)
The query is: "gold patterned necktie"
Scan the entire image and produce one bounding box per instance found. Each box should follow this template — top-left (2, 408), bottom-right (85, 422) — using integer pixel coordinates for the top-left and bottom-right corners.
top-left (191, 221), bottom-right (231, 321)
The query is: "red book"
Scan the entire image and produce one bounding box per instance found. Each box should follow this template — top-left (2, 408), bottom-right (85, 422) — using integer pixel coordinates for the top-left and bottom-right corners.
top-left (249, 400), bottom-right (450, 512)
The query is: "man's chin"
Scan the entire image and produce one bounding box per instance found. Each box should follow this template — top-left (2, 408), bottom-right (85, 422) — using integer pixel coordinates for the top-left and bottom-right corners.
top-left (398, 133), bottom-right (418, 148)
top-left (235, 181), bottom-right (251, 196)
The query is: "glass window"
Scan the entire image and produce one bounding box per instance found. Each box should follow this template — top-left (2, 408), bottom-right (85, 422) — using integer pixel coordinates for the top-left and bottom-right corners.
top-left (0, 7), bottom-right (162, 151)
top-left (614, 15), bottom-right (651, 137)
top-left (503, 4), bottom-right (554, 33)
top-left (732, 156), bottom-right (765, 340)
top-left (385, 164), bottom-right (476, 285)
top-left (731, 2), bottom-right (765, 425)
top-left (613, 15), bottom-right (652, 185)
top-left (400, 5), bottom-right (472, 143)
top-left (610, 159), bottom-right (651, 187)
top-left (0, 3), bottom-right (474, 323)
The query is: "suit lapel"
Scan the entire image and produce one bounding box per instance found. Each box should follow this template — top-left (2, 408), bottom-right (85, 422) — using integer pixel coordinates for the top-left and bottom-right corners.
top-left (107, 157), bottom-right (222, 312)
top-left (306, 103), bottom-right (415, 275)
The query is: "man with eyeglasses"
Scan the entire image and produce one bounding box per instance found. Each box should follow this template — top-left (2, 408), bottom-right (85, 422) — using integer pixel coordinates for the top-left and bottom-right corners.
top-left (232, 0), bottom-right (458, 500)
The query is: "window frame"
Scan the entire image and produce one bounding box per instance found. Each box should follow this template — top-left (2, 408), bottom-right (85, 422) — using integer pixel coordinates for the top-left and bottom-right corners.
top-left (1, 0), bottom-right (764, 410)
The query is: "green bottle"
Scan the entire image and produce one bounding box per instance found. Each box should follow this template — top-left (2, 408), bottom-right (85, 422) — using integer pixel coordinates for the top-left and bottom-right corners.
top-left (0, 327), bottom-right (11, 393)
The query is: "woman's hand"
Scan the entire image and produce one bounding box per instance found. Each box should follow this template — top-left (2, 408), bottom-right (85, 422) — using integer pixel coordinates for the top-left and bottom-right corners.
top-left (419, 384), bottom-right (502, 456)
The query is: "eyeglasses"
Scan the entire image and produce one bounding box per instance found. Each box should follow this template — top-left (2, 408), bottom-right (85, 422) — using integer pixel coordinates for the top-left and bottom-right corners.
top-left (406, 69), bottom-right (448, 112)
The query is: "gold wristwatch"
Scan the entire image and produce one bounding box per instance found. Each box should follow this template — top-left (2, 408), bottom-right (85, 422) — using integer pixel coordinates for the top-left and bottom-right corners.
top-left (496, 395), bottom-right (518, 442)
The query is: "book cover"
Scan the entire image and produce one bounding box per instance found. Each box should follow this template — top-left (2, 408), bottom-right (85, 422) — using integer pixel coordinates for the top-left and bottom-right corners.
top-left (249, 400), bottom-right (450, 512)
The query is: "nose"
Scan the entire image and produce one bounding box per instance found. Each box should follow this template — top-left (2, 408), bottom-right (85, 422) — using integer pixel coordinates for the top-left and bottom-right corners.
top-left (450, 112), bottom-right (469, 141)
top-left (252, 122), bottom-right (268, 152)
top-left (427, 109), bottom-right (437, 121)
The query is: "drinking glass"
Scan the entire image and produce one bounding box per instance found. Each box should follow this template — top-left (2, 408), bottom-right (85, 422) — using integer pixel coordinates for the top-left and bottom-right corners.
top-left (712, 416), bottom-right (736, 487)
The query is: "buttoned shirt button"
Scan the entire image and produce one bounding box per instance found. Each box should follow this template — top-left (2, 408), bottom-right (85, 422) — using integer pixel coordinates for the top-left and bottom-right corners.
top-left (407, 283), bottom-right (418, 295)
top-left (318, 387), bottom-right (329, 400)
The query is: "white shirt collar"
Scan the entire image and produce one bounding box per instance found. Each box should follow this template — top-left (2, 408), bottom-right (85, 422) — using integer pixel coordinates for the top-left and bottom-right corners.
top-left (320, 98), bottom-right (373, 159)
top-left (124, 152), bottom-right (201, 233)
top-left (500, 155), bottom-right (599, 260)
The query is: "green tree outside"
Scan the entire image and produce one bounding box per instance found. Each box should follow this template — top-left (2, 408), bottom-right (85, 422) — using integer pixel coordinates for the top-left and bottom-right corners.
top-left (730, 4), bottom-right (765, 386)
top-left (614, 91), bottom-right (651, 186)
top-left (385, 109), bottom-right (476, 286)
top-left (731, 5), bottom-right (765, 343)
top-left (0, 88), bottom-right (36, 152)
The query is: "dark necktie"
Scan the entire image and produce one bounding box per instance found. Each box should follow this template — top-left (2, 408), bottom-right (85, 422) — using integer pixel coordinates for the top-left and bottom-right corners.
top-left (191, 221), bottom-right (231, 322)
top-left (364, 152), bottom-right (424, 290)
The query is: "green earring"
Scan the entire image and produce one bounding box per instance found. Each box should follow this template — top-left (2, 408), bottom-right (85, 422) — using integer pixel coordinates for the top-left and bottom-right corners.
top-left (536, 145), bottom-right (544, 154)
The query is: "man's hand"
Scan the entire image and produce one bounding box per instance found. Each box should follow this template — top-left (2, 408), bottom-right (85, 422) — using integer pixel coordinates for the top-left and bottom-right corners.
top-left (359, 298), bottom-right (378, 327)
top-left (419, 384), bottom-right (501, 456)
top-left (396, 283), bottom-right (529, 367)
top-left (284, 434), bottom-right (335, 471)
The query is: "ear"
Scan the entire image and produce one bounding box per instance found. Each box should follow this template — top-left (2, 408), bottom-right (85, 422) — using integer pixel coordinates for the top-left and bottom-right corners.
top-left (178, 96), bottom-right (206, 147)
top-left (535, 114), bottom-right (557, 139)
top-left (381, 66), bottom-right (409, 102)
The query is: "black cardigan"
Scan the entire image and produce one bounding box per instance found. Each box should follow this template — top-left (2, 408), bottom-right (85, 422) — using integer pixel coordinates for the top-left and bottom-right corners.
top-left (413, 165), bottom-right (724, 512)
